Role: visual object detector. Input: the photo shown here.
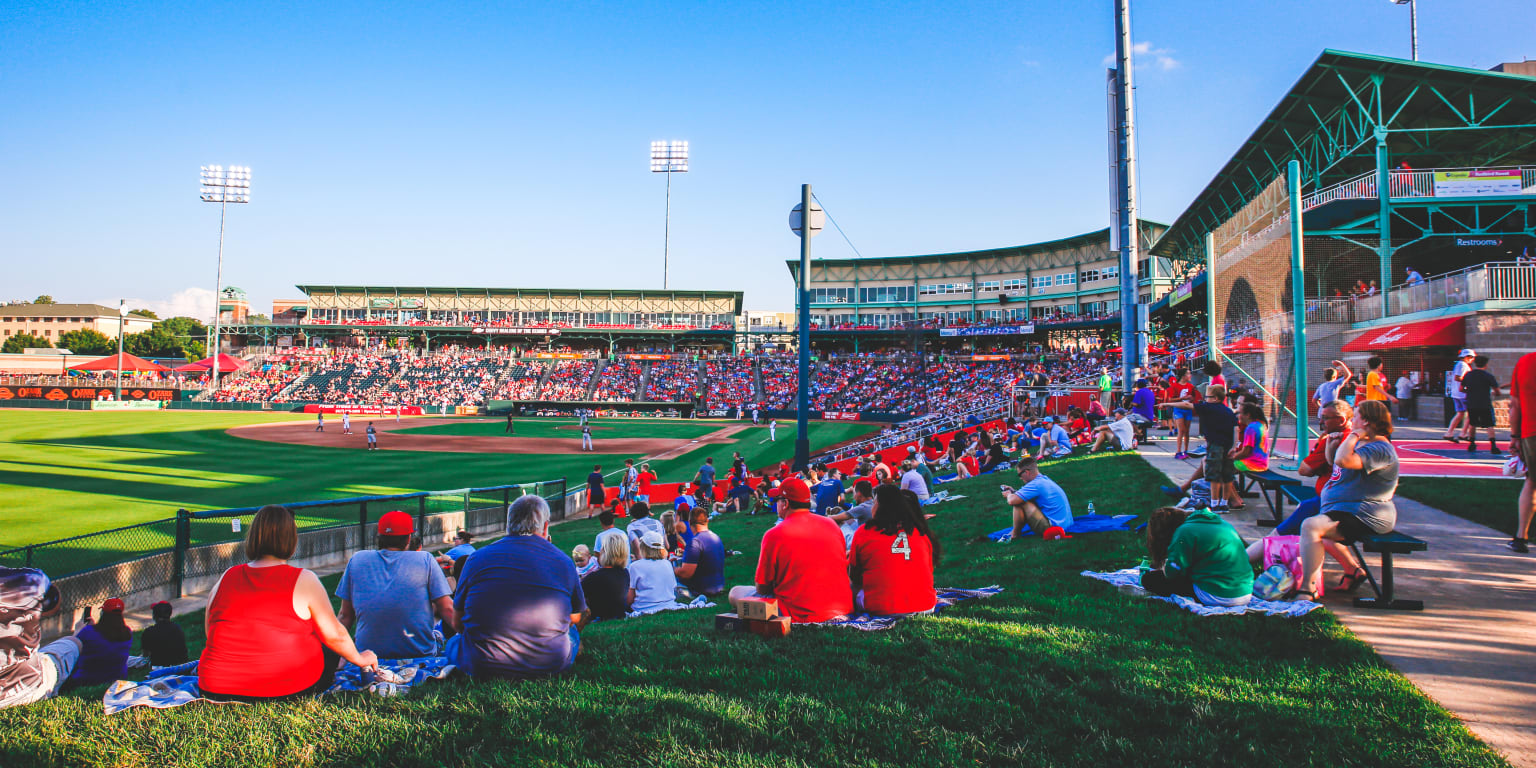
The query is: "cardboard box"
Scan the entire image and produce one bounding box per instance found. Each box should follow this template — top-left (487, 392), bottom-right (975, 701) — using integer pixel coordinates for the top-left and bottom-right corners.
top-left (714, 612), bottom-right (749, 632)
top-left (737, 596), bottom-right (780, 620)
top-left (747, 615), bottom-right (792, 638)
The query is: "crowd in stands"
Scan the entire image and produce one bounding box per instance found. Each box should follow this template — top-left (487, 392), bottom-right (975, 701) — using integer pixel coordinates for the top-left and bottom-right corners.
top-left (384, 351), bottom-right (504, 408)
top-left (489, 361), bottom-right (547, 401)
top-left (702, 358), bottom-right (756, 408)
top-left (644, 360), bottom-right (699, 403)
top-left (539, 360), bottom-right (598, 401)
top-left (591, 362), bottom-right (643, 403)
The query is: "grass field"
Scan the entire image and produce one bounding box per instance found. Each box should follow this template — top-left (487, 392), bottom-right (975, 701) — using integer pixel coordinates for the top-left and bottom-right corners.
top-left (1397, 475), bottom-right (1527, 536)
top-left (396, 417), bottom-right (726, 440)
top-left (0, 452), bottom-right (1503, 768)
top-left (0, 412), bottom-right (875, 551)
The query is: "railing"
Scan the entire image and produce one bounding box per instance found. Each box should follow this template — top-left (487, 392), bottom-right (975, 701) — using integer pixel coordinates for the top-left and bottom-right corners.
top-left (1300, 166), bottom-right (1535, 212)
top-left (1382, 261), bottom-right (1536, 317)
top-left (0, 479), bottom-right (568, 633)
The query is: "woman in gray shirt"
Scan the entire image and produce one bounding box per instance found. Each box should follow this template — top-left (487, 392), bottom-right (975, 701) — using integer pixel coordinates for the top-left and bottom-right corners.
top-left (1296, 400), bottom-right (1399, 600)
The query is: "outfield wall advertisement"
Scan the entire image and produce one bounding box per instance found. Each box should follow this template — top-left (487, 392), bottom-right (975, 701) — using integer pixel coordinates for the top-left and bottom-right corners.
top-left (302, 404), bottom-right (427, 416)
top-left (0, 385), bottom-right (176, 402)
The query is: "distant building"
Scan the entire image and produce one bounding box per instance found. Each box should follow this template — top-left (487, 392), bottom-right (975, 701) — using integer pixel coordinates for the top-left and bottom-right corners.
top-left (0, 304), bottom-right (155, 344)
top-left (217, 287), bottom-right (250, 325)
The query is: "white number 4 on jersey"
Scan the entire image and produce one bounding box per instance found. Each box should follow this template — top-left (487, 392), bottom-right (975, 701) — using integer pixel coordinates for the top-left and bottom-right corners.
top-left (891, 531), bottom-right (912, 560)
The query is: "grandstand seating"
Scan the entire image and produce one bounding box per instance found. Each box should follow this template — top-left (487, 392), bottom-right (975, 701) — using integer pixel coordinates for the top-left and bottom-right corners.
top-left (644, 360), bottom-right (699, 403)
top-left (489, 361), bottom-right (547, 401)
top-left (592, 361), bottom-right (643, 402)
top-left (539, 360), bottom-right (598, 401)
top-left (702, 358), bottom-right (755, 408)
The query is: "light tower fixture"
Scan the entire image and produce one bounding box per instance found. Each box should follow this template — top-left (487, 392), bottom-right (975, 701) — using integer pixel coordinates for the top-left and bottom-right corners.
top-left (1390, 0), bottom-right (1418, 61)
top-left (650, 140), bottom-right (689, 290)
top-left (199, 165), bottom-right (251, 391)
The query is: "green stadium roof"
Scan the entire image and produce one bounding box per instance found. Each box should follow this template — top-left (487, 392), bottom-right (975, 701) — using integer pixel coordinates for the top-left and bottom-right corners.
top-left (295, 285), bottom-right (744, 313)
top-left (784, 221), bottom-right (1166, 273)
top-left (1151, 49), bottom-right (1536, 264)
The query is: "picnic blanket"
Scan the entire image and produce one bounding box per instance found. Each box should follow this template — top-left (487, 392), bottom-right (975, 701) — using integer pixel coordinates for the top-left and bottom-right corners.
top-left (921, 491), bottom-right (966, 506)
top-left (103, 656), bottom-right (458, 714)
top-left (804, 586), bottom-right (1003, 631)
top-left (1082, 568), bottom-right (1323, 618)
top-left (987, 513), bottom-right (1137, 541)
top-left (628, 593), bottom-right (715, 618)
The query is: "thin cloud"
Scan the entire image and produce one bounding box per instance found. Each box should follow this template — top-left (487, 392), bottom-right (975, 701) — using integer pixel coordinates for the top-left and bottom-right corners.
top-left (98, 287), bottom-right (216, 322)
top-left (1102, 41), bottom-right (1180, 71)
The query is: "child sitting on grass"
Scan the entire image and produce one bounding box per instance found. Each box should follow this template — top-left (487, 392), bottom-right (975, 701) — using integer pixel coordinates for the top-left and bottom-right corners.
top-left (571, 544), bottom-right (599, 578)
top-left (68, 599), bottom-right (133, 687)
top-left (139, 601), bottom-right (188, 669)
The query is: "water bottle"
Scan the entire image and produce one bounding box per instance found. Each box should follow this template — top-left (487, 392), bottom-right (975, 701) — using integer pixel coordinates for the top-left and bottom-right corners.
top-left (1086, 501), bottom-right (1096, 517)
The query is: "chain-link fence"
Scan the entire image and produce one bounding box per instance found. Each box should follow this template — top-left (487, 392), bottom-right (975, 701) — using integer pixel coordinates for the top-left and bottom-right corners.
top-left (1, 478), bottom-right (567, 622)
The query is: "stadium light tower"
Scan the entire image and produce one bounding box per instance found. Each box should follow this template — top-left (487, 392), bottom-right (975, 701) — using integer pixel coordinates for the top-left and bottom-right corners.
top-left (199, 165), bottom-right (251, 391)
top-left (650, 141), bottom-right (689, 290)
top-left (1390, 0), bottom-right (1418, 61)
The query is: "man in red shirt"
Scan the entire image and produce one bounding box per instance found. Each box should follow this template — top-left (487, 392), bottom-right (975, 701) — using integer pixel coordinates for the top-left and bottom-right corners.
top-left (730, 478), bottom-right (853, 622)
top-left (1508, 352), bottom-right (1536, 553)
top-left (635, 463), bottom-right (657, 503)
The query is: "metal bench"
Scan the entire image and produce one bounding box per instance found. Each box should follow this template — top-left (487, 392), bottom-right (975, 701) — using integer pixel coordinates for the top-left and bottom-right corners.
top-left (1350, 531), bottom-right (1429, 611)
top-left (1276, 484), bottom-right (1318, 525)
top-left (1237, 469), bottom-right (1301, 527)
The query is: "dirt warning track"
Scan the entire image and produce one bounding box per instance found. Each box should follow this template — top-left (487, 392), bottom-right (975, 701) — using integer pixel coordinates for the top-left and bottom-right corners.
top-left (227, 418), bottom-right (746, 457)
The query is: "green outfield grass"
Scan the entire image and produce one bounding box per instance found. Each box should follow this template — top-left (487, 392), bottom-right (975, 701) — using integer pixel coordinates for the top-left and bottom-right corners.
top-left (0, 411), bottom-right (873, 551)
top-left (396, 417), bottom-right (727, 440)
top-left (1396, 475), bottom-right (1526, 536)
top-left (0, 453), bottom-right (1503, 768)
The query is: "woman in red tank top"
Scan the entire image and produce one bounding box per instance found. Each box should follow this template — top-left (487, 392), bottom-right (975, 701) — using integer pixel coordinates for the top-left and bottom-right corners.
top-left (199, 505), bottom-right (377, 701)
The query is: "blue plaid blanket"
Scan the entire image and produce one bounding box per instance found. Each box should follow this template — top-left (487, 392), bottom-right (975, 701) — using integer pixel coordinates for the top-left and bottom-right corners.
top-left (987, 513), bottom-right (1137, 541)
top-left (1083, 568), bottom-right (1323, 617)
top-left (803, 586), bottom-right (1003, 631)
top-left (102, 656), bottom-right (458, 714)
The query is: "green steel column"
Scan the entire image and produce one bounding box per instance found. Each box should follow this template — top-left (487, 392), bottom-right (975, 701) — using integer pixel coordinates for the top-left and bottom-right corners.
top-left (1288, 160), bottom-right (1309, 465)
top-left (794, 184), bottom-right (812, 472)
top-left (1205, 232), bottom-right (1217, 358)
top-left (1375, 132), bottom-right (1393, 318)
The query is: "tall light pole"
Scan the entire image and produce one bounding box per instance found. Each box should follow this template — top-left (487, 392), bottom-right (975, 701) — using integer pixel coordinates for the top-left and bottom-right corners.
top-left (199, 165), bottom-right (251, 392)
top-left (115, 300), bottom-right (126, 400)
top-left (650, 141), bottom-right (688, 290)
top-left (789, 186), bottom-right (824, 472)
top-left (1391, 0), bottom-right (1418, 61)
top-left (1113, 0), bottom-right (1142, 396)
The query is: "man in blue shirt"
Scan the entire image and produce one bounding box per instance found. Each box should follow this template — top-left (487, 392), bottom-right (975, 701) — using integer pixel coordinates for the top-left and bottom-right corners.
top-left (694, 458), bottom-right (717, 504)
top-left (999, 456), bottom-right (1073, 541)
top-left (448, 496), bottom-right (585, 680)
top-left (337, 511), bottom-right (454, 659)
top-left (1039, 417), bottom-right (1073, 459)
top-left (674, 508), bottom-right (725, 597)
top-left (811, 465), bottom-right (845, 515)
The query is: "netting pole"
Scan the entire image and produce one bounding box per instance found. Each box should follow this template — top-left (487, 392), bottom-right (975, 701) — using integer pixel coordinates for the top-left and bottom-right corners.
top-left (417, 495), bottom-right (427, 542)
top-left (173, 509), bottom-right (190, 598)
top-left (357, 501), bottom-right (368, 551)
top-left (1285, 160), bottom-right (1309, 470)
top-left (1375, 133), bottom-right (1393, 320)
top-left (1205, 232), bottom-right (1217, 358)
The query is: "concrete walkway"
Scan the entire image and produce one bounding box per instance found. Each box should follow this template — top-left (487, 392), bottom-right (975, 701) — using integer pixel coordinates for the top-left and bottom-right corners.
top-left (1134, 434), bottom-right (1536, 767)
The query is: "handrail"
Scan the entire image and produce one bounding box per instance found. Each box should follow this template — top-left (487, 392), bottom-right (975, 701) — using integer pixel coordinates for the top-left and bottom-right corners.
top-left (1301, 165), bottom-right (1534, 212)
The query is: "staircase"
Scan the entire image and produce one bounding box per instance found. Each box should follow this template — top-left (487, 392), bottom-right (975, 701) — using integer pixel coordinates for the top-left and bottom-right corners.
top-left (752, 358), bottom-right (765, 403)
top-left (584, 359), bottom-right (607, 400)
top-left (635, 361), bottom-right (652, 403)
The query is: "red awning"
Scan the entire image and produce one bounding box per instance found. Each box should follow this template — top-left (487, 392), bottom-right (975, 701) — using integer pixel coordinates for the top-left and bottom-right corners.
top-left (1220, 337), bottom-right (1274, 355)
top-left (68, 353), bottom-right (169, 373)
top-left (1342, 316), bottom-right (1465, 352)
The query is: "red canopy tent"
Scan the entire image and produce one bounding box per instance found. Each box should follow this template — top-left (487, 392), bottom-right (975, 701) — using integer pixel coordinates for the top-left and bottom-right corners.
top-left (174, 353), bottom-right (247, 373)
top-left (1220, 337), bottom-right (1274, 355)
top-left (68, 353), bottom-right (169, 373)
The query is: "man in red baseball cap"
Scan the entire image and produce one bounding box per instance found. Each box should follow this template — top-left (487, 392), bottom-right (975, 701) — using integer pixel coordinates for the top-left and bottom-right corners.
top-left (729, 477), bottom-right (853, 623)
top-left (335, 510), bottom-right (455, 659)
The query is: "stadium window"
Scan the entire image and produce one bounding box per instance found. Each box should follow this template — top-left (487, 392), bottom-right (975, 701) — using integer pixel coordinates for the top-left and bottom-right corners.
top-left (1055, 273), bottom-right (1075, 286)
top-left (978, 281), bottom-right (1000, 293)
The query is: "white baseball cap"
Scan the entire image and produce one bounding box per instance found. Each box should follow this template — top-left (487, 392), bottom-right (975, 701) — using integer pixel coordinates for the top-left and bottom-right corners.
top-left (1458, 348), bottom-right (1475, 359)
top-left (640, 530), bottom-right (666, 549)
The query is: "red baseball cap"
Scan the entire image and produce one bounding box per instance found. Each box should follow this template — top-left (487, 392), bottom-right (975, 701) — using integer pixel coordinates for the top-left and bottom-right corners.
top-left (102, 598), bottom-right (125, 612)
top-left (378, 510), bottom-right (414, 536)
top-left (767, 478), bottom-right (812, 503)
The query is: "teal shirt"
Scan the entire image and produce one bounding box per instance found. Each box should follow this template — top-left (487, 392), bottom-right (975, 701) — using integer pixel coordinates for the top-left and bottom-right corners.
top-left (1165, 510), bottom-right (1254, 600)
top-left (1098, 374), bottom-right (1112, 392)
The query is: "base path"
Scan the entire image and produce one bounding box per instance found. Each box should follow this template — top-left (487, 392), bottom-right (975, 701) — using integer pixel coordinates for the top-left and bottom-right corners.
top-left (1136, 438), bottom-right (1536, 768)
top-left (227, 418), bottom-right (745, 457)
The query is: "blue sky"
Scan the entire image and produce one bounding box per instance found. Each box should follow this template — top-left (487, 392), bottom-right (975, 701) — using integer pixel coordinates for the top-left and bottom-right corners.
top-left (2, 1), bottom-right (1530, 316)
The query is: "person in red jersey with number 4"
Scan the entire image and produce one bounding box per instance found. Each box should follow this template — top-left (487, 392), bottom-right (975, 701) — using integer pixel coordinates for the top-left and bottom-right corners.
top-left (850, 486), bottom-right (937, 615)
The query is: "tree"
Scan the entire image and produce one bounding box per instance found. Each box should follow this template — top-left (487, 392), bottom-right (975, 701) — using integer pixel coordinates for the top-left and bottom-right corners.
top-left (33, 295), bottom-right (55, 305)
top-left (123, 329), bottom-right (186, 359)
top-left (2, 333), bottom-right (52, 353)
top-left (248, 313), bottom-right (270, 324)
top-left (154, 316), bottom-right (207, 340)
top-left (183, 340), bottom-right (206, 361)
top-left (128, 308), bottom-right (158, 319)
top-left (56, 329), bottom-right (114, 355)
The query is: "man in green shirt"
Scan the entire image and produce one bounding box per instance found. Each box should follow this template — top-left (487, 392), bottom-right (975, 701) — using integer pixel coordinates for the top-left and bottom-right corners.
top-left (1098, 369), bottom-right (1113, 409)
top-left (1140, 508), bottom-right (1254, 606)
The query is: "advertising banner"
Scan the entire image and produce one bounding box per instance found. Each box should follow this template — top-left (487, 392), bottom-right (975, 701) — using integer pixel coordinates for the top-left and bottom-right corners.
top-left (1169, 280), bottom-right (1194, 307)
top-left (939, 324), bottom-right (1035, 337)
top-left (970, 354), bottom-right (1012, 361)
top-left (0, 385), bottom-right (176, 402)
top-left (530, 352), bottom-right (587, 359)
top-left (1432, 169), bottom-right (1524, 198)
top-left (821, 411), bottom-right (860, 421)
top-left (91, 401), bottom-right (161, 410)
top-left (302, 404), bottom-right (426, 416)
top-left (625, 354), bottom-right (671, 361)
top-left (472, 327), bottom-right (561, 336)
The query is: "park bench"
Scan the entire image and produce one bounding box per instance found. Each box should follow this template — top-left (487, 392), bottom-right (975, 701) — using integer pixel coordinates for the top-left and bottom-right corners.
top-left (1237, 468), bottom-right (1300, 527)
top-left (1277, 484), bottom-right (1318, 524)
top-left (1350, 531), bottom-right (1429, 611)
